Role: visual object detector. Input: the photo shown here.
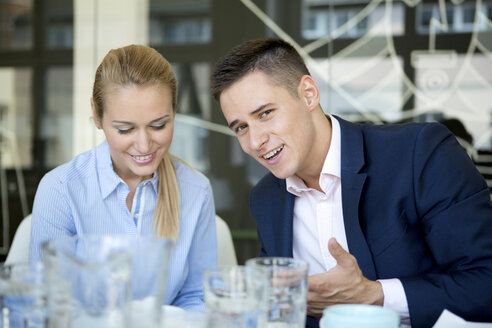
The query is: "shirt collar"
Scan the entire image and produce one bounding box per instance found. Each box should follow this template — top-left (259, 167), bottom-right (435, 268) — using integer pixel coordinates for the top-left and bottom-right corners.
top-left (96, 141), bottom-right (159, 198)
top-left (286, 115), bottom-right (341, 196)
top-left (96, 141), bottom-right (121, 199)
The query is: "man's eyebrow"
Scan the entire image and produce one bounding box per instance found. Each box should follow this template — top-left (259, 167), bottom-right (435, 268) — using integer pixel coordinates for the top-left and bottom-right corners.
top-left (228, 103), bottom-right (273, 129)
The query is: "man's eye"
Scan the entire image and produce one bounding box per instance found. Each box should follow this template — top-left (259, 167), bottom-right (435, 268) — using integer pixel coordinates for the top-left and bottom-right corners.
top-left (236, 124), bottom-right (247, 133)
top-left (260, 109), bottom-right (272, 118)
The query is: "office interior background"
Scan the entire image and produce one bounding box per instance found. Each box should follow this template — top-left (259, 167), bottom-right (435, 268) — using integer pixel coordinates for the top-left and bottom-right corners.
top-left (1, 0), bottom-right (491, 263)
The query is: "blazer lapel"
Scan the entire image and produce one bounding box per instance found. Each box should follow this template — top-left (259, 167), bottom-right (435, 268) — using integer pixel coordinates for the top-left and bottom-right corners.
top-left (337, 116), bottom-right (377, 280)
top-left (274, 179), bottom-right (295, 257)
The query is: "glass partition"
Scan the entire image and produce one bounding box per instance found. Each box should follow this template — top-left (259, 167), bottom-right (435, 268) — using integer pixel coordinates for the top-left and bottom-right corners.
top-left (0, 67), bottom-right (32, 168)
top-left (44, 66), bottom-right (73, 167)
top-left (0, 0), bottom-right (33, 50)
top-left (1, 0), bottom-right (491, 261)
top-left (149, 0), bottom-right (211, 46)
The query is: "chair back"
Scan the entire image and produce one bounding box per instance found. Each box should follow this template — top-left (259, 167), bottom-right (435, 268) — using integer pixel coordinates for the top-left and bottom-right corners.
top-left (5, 214), bottom-right (238, 266)
top-left (215, 215), bottom-right (237, 266)
top-left (5, 214), bottom-right (32, 264)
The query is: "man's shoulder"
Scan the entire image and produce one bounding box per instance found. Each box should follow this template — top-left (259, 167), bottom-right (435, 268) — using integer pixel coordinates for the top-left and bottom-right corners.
top-left (351, 120), bottom-right (453, 152)
top-left (250, 172), bottom-right (295, 214)
top-left (357, 120), bottom-right (450, 139)
top-left (252, 172), bottom-right (283, 195)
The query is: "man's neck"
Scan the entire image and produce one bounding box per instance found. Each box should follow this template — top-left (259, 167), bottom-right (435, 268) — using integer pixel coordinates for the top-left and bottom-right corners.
top-left (296, 112), bottom-right (332, 192)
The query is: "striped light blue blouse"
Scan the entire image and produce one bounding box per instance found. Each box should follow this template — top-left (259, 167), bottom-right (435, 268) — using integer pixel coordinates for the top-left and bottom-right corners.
top-left (29, 140), bottom-right (217, 310)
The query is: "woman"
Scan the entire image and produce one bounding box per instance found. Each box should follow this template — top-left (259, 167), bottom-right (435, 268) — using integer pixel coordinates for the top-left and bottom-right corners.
top-left (29, 44), bottom-right (217, 309)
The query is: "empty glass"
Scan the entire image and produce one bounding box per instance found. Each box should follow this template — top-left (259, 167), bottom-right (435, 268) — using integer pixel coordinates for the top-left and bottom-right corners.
top-left (42, 235), bottom-right (173, 328)
top-left (203, 266), bottom-right (268, 328)
top-left (0, 262), bottom-right (47, 328)
top-left (245, 257), bottom-right (308, 328)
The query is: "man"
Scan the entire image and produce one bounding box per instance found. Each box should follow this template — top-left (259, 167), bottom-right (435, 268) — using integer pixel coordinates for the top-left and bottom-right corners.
top-left (211, 38), bottom-right (492, 328)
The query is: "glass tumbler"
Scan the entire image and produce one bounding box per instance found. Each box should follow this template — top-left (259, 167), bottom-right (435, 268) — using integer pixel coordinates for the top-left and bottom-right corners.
top-left (161, 308), bottom-right (235, 328)
top-left (0, 262), bottom-right (47, 328)
top-left (203, 266), bottom-right (268, 328)
top-left (42, 234), bottom-right (173, 328)
top-left (245, 257), bottom-right (308, 328)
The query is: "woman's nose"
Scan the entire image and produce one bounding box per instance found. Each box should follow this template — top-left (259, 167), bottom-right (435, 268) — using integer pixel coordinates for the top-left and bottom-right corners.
top-left (135, 129), bottom-right (152, 153)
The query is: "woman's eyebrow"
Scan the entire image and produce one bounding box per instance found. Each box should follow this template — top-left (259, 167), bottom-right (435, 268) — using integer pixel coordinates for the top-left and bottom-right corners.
top-left (112, 120), bottom-right (132, 124)
top-left (112, 115), bottom-right (170, 125)
top-left (149, 115), bottom-right (170, 124)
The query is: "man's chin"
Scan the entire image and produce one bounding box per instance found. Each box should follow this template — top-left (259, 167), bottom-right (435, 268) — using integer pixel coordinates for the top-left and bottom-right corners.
top-left (268, 168), bottom-right (294, 180)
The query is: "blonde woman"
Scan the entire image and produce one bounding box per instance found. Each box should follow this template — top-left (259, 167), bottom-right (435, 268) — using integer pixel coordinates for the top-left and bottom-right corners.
top-left (29, 45), bottom-right (217, 309)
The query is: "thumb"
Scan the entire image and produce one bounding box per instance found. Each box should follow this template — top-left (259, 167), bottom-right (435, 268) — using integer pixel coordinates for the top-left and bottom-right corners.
top-left (328, 238), bottom-right (351, 266)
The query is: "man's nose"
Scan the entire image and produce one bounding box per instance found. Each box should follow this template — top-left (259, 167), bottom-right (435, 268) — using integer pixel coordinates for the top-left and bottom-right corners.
top-left (249, 127), bottom-right (268, 151)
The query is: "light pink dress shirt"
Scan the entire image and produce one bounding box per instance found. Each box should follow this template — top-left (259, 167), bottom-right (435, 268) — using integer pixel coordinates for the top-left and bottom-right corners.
top-left (286, 115), bottom-right (411, 327)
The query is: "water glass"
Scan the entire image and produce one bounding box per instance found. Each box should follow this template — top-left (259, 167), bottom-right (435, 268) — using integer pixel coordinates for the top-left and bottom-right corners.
top-left (203, 266), bottom-right (268, 328)
top-left (245, 257), bottom-right (308, 328)
top-left (0, 262), bottom-right (47, 328)
top-left (320, 304), bottom-right (400, 328)
top-left (160, 307), bottom-right (234, 328)
top-left (42, 235), bottom-right (173, 328)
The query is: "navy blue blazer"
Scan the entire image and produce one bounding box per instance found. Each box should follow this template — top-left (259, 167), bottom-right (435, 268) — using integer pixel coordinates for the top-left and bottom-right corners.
top-left (249, 116), bottom-right (492, 328)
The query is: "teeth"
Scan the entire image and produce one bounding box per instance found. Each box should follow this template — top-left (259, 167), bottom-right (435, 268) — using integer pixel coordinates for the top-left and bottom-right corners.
top-left (133, 154), bottom-right (152, 161)
top-left (263, 146), bottom-right (283, 160)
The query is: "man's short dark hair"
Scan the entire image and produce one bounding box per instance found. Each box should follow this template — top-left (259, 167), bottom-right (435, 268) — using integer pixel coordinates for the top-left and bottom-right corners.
top-left (211, 38), bottom-right (311, 101)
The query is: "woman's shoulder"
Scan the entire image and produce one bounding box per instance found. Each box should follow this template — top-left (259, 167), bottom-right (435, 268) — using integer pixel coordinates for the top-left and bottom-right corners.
top-left (42, 146), bottom-right (100, 185)
top-left (173, 157), bottom-right (211, 191)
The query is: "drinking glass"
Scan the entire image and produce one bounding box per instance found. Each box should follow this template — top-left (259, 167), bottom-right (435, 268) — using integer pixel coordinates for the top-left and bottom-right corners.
top-left (203, 266), bottom-right (268, 328)
top-left (319, 304), bottom-right (400, 328)
top-left (0, 262), bottom-right (47, 328)
top-left (245, 257), bottom-right (308, 328)
top-left (42, 235), bottom-right (173, 328)
top-left (160, 307), bottom-right (235, 328)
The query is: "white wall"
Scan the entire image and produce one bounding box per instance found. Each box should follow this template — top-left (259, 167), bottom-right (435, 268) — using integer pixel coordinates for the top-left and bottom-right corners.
top-left (73, 0), bottom-right (149, 156)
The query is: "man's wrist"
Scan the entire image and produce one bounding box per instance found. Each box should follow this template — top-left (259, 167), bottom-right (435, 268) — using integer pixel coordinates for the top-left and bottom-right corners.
top-left (367, 280), bottom-right (384, 306)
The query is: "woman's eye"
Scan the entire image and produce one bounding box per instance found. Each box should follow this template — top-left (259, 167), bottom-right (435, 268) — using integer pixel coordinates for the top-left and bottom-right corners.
top-left (117, 128), bottom-right (132, 134)
top-left (151, 123), bottom-right (166, 130)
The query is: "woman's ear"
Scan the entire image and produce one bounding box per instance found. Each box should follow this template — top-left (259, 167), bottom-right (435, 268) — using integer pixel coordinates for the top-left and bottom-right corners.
top-left (298, 75), bottom-right (320, 111)
top-left (91, 98), bottom-right (102, 129)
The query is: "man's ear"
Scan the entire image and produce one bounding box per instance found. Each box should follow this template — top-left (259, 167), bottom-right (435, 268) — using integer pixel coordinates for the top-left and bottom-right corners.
top-left (298, 75), bottom-right (320, 111)
top-left (91, 98), bottom-right (102, 129)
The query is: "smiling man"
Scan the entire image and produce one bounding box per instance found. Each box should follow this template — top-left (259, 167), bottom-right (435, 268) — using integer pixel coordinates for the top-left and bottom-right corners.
top-left (211, 38), bottom-right (492, 328)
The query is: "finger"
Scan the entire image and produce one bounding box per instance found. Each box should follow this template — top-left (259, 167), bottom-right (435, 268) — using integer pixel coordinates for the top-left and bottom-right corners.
top-left (307, 290), bottom-right (324, 302)
top-left (272, 270), bottom-right (304, 287)
top-left (307, 308), bottom-right (324, 316)
top-left (307, 308), bottom-right (323, 317)
top-left (328, 238), bottom-right (352, 267)
top-left (307, 273), bottom-right (327, 291)
top-left (307, 303), bottom-right (329, 316)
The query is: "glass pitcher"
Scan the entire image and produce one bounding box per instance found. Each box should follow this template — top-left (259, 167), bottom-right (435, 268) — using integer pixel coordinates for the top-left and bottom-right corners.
top-left (42, 235), bottom-right (173, 328)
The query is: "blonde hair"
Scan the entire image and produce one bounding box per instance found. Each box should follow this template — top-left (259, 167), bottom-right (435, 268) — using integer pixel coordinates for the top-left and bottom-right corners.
top-left (92, 44), bottom-right (180, 240)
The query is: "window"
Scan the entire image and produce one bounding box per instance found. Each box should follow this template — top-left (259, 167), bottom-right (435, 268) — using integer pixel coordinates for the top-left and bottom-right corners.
top-left (0, 67), bottom-right (32, 168)
top-left (302, 1), bottom-right (404, 39)
top-left (0, 0), bottom-right (33, 50)
top-left (149, 0), bottom-right (211, 46)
